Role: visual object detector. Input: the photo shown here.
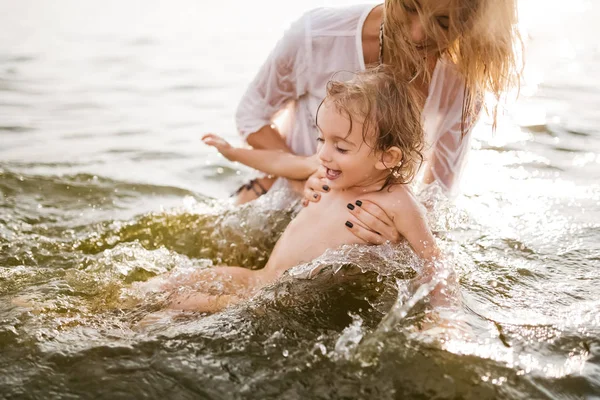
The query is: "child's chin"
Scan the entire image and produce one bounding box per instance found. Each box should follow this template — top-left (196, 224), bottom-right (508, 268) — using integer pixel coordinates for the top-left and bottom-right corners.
top-left (326, 179), bottom-right (350, 190)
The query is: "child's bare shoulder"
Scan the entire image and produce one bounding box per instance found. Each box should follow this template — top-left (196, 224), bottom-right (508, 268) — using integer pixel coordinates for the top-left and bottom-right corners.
top-left (370, 184), bottom-right (425, 219)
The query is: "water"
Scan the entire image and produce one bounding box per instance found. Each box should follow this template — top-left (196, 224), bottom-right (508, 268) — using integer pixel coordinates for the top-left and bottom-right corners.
top-left (1, 0), bottom-right (599, 398)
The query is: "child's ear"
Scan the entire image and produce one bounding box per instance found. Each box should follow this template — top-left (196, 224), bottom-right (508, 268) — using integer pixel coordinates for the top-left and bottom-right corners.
top-left (375, 146), bottom-right (403, 171)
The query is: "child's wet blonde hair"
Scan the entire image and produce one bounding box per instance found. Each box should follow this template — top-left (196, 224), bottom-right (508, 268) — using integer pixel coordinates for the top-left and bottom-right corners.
top-left (383, 0), bottom-right (522, 133)
top-left (318, 66), bottom-right (425, 186)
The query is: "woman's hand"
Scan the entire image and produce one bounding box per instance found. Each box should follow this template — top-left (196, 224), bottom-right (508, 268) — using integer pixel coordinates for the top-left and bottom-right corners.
top-left (202, 133), bottom-right (236, 161)
top-left (302, 166), bottom-right (330, 206)
top-left (344, 199), bottom-right (401, 244)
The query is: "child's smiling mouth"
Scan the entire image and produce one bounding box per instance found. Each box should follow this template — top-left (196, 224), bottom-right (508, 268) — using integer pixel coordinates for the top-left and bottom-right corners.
top-left (325, 168), bottom-right (342, 180)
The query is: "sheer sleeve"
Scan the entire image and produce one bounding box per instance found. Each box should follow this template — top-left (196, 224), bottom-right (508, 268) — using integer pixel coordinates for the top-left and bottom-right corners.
top-left (422, 62), bottom-right (481, 194)
top-left (235, 12), bottom-right (311, 141)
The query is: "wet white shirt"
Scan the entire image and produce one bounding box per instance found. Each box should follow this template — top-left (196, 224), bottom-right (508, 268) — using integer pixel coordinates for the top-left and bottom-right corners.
top-left (235, 4), bottom-right (475, 194)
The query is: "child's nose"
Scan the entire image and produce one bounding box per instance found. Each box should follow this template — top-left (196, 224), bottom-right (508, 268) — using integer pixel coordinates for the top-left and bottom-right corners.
top-left (317, 143), bottom-right (332, 163)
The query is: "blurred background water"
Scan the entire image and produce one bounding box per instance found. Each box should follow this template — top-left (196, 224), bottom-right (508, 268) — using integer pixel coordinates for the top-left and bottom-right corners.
top-left (0, 0), bottom-right (599, 399)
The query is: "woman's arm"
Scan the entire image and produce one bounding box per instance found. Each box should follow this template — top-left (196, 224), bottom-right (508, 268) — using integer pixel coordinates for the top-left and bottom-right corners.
top-left (246, 123), bottom-right (291, 152)
top-left (202, 134), bottom-right (319, 180)
top-left (420, 118), bottom-right (476, 192)
top-left (235, 12), bottom-right (309, 148)
top-left (420, 64), bottom-right (483, 193)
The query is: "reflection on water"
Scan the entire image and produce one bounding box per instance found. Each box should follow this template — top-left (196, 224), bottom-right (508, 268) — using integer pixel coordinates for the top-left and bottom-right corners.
top-left (1, 0), bottom-right (600, 399)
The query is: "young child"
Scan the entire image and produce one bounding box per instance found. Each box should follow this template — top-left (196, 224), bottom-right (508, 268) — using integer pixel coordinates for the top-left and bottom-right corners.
top-left (157, 68), bottom-right (442, 313)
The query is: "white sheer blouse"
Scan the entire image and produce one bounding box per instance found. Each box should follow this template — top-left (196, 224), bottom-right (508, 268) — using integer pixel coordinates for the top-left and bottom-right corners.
top-left (235, 4), bottom-right (475, 194)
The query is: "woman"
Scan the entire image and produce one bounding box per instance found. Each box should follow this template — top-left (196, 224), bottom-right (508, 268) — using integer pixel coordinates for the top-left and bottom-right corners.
top-left (231, 0), bottom-right (521, 242)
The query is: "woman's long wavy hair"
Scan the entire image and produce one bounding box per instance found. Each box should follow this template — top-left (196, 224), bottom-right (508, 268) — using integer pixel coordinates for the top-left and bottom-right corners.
top-left (383, 0), bottom-right (523, 134)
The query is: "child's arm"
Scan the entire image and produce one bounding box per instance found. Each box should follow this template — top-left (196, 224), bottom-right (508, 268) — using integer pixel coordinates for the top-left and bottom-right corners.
top-left (395, 208), bottom-right (440, 262)
top-left (202, 133), bottom-right (319, 180)
top-left (392, 203), bottom-right (457, 309)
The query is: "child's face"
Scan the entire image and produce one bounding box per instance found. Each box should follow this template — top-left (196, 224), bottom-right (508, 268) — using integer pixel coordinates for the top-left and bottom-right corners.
top-left (315, 101), bottom-right (385, 190)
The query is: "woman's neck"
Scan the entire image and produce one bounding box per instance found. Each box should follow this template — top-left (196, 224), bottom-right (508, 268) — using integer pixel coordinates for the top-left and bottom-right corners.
top-left (362, 3), bottom-right (437, 97)
top-left (361, 4), bottom-right (384, 66)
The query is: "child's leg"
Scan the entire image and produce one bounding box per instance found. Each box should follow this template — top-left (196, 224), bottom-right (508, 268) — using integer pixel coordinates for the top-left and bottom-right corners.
top-left (167, 291), bottom-right (242, 313)
top-left (138, 265), bottom-right (257, 292)
top-left (165, 266), bottom-right (267, 312)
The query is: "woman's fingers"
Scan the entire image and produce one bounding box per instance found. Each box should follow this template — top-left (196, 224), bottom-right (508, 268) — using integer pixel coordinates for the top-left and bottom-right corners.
top-left (344, 219), bottom-right (387, 245)
top-left (346, 199), bottom-right (401, 243)
top-left (303, 185), bottom-right (322, 203)
top-left (306, 171), bottom-right (329, 193)
top-left (303, 168), bottom-right (330, 203)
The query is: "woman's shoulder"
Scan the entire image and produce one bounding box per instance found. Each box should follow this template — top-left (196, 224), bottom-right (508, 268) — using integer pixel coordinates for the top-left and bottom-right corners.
top-left (426, 56), bottom-right (468, 110)
top-left (301, 4), bottom-right (376, 35)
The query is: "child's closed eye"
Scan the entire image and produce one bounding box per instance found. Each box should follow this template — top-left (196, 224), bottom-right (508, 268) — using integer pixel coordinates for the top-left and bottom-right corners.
top-left (316, 137), bottom-right (348, 153)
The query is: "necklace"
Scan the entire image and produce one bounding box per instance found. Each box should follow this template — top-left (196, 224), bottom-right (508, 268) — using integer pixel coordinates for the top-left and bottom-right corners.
top-left (378, 20), bottom-right (384, 65)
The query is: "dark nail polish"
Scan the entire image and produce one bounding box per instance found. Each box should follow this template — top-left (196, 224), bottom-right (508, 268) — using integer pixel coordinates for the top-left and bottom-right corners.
top-left (345, 221), bottom-right (353, 228)
top-left (313, 193), bottom-right (318, 199)
top-left (322, 185), bottom-right (329, 191)
top-left (355, 200), bottom-right (362, 207)
top-left (347, 203), bottom-right (355, 210)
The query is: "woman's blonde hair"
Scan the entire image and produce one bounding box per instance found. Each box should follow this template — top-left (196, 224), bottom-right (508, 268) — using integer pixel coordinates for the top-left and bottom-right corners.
top-left (383, 0), bottom-right (523, 133)
top-left (317, 67), bottom-right (425, 186)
